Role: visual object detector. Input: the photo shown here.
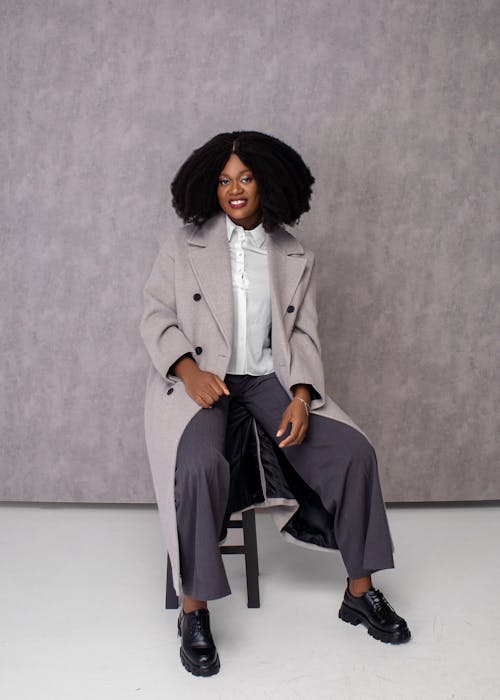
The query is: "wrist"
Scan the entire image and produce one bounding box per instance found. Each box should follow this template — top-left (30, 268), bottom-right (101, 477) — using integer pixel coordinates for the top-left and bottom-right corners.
top-left (171, 354), bottom-right (199, 381)
top-left (291, 383), bottom-right (312, 403)
top-left (293, 396), bottom-right (310, 415)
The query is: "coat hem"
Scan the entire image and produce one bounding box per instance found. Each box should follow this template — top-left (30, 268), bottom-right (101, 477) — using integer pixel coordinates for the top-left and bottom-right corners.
top-left (279, 529), bottom-right (338, 553)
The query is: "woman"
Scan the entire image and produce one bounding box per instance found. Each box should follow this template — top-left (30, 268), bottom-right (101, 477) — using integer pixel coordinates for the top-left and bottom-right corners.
top-left (139, 131), bottom-right (411, 677)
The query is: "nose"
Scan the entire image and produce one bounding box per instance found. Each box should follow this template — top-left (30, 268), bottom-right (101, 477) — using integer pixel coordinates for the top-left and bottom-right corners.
top-left (229, 179), bottom-right (243, 195)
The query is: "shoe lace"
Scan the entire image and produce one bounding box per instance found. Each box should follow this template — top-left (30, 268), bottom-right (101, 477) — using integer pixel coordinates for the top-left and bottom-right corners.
top-left (187, 612), bottom-right (211, 637)
top-left (366, 588), bottom-right (395, 614)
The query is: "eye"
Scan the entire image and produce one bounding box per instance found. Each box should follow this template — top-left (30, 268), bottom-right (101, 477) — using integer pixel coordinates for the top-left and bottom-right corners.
top-left (218, 178), bottom-right (229, 186)
top-left (241, 176), bottom-right (252, 184)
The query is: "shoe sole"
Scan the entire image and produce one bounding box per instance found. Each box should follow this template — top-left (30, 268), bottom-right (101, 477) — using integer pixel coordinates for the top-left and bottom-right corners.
top-left (338, 602), bottom-right (411, 644)
top-left (177, 620), bottom-right (221, 676)
top-left (179, 645), bottom-right (220, 676)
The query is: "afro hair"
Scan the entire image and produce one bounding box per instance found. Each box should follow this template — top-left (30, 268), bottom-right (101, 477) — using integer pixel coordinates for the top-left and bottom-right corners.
top-left (170, 131), bottom-right (315, 232)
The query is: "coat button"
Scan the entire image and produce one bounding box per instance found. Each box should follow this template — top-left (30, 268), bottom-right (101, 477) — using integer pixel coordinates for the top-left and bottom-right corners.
top-left (167, 387), bottom-right (174, 395)
top-left (193, 293), bottom-right (201, 301)
top-left (195, 346), bottom-right (202, 355)
top-left (287, 305), bottom-right (295, 313)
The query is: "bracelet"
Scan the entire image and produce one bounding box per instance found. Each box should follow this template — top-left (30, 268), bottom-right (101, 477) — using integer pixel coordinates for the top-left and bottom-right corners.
top-left (293, 396), bottom-right (310, 415)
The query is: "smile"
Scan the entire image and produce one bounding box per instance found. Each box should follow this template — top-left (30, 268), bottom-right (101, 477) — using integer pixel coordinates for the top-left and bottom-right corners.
top-left (229, 199), bottom-right (247, 208)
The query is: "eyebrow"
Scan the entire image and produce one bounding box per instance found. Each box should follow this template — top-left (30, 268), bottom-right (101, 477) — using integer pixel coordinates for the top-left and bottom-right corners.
top-left (218, 169), bottom-right (252, 178)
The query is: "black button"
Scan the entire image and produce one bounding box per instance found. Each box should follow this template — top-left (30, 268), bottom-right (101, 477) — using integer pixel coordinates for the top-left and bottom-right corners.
top-left (193, 293), bottom-right (201, 301)
top-left (287, 305), bottom-right (295, 313)
top-left (167, 387), bottom-right (174, 395)
top-left (195, 346), bottom-right (202, 355)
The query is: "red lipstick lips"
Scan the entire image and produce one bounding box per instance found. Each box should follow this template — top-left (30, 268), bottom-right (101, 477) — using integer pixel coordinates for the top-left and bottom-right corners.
top-left (228, 199), bottom-right (248, 209)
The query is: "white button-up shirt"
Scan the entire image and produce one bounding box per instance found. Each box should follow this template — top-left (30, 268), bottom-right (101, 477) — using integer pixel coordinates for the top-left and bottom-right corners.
top-left (225, 214), bottom-right (274, 375)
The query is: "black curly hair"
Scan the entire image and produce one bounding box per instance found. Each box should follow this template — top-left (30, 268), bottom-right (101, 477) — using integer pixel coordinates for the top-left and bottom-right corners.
top-left (170, 131), bottom-right (315, 232)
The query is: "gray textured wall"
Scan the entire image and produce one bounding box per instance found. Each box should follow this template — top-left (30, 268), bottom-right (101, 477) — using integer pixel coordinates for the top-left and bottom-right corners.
top-left (2, 1), bottom-right (498, 503)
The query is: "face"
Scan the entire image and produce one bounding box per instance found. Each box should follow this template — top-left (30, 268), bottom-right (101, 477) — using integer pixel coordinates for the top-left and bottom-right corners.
top-left (217, 153), bottom-right (261, 230)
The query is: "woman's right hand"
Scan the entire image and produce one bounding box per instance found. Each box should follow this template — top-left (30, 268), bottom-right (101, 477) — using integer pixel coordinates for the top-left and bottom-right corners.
top-left (184, 367), bottom-right (230, 408)
top-left (171, 354), bottom-right (230, 408)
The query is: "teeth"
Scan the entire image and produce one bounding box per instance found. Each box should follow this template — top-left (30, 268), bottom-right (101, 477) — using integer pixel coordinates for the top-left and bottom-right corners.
top-left (230, 200), bottom-right (245, 205)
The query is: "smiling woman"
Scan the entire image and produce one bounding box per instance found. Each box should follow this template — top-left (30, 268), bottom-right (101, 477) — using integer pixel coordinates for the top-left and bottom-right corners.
top-left (140, 129), bottom-right (410, 678)
top-left (217, 154), bottom-right (261, 230)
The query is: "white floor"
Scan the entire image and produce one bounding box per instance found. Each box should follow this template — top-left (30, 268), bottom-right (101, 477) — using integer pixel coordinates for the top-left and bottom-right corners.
top-left (0, 503), bottom-right (499, 700)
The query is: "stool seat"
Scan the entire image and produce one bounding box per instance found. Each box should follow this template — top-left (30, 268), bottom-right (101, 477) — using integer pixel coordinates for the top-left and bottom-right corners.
top-left (165, 507), bottom-right (260, 608)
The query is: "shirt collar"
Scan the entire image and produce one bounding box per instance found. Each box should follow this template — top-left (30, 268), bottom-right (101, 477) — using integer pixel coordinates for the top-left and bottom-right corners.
top-left (225, 214), bottom-right (266, 248)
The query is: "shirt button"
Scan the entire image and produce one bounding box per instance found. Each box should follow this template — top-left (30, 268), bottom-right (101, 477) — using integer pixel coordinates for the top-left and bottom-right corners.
top-left (167, 388), bottom-right (174, 395)
top-left (287, 305), bottom-right (295, 313)
top-left (195, 346), bottom-right (203, 355)
top-left (193, 293), bottom-right (201, 301)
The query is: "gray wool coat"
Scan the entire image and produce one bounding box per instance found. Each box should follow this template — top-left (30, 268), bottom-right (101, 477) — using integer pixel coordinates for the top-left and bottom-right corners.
top-left (139, 211), bottom-right (371, 596)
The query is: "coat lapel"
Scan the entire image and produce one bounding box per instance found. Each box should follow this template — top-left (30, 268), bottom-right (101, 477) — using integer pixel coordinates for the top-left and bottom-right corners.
top-left (187, 213), bottom-right (307, 351)
top-left (267, 225), bottom-right (307, 342)
top-left (187, 212), bottom-right (233, 349)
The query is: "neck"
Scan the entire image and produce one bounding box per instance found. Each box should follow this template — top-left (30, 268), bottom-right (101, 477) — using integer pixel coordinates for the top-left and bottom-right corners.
top-left (228, 213), bottom-right (262, 231)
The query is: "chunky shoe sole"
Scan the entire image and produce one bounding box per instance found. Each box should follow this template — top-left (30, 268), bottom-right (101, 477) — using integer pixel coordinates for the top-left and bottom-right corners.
top-left (179, 645), bottom-right (220, 676)
top-left (338, 602), bottom-right (411, 644)
top-left (177, 617), bottom-right (221, 676)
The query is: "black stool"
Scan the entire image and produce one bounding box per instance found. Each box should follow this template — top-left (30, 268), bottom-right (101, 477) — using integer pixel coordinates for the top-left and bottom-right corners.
top-left (165, 508), bottom-right (260, 609)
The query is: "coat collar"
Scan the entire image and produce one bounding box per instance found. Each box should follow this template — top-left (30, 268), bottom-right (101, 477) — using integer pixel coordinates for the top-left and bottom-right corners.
top-left (187, 212), bottom-right (306, 350)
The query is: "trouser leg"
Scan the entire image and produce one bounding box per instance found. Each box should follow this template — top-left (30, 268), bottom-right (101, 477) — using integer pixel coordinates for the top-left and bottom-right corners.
top-left (174, 397), bottom-right (232, 601)
top-left (232, 372), bottom-right (395, 579)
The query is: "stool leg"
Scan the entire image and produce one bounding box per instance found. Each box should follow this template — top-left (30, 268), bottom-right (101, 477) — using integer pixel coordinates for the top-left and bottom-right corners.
top-left (165, 553), bottom-right (179, 609)
top-left (242, 509), bottom-right (260, 608)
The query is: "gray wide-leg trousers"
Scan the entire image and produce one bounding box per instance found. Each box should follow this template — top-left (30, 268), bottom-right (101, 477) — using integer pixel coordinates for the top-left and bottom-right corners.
top-left (174, 372), bottom-right (395, 601)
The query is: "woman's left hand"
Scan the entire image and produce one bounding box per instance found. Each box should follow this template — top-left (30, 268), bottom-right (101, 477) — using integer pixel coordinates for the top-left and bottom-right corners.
top-left (276, 398), bottom-right (310, 448)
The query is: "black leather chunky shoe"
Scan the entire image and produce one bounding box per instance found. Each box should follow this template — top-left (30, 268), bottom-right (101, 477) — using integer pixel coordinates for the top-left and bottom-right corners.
top-left (338, 578), bottom-right (411, 644)
top-left (177, 608), bottom-right (220, 676)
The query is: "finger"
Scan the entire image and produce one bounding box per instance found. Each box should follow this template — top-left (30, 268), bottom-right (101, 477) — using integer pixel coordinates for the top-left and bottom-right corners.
top-left (276, 413), bottom-right (291, 438)
top-left (197, 394), bottom-right (212, 409)
top-left (279, 434), bottom-right (294, 447)
top-left (189, 389), bottom-right (207, 408)
top-left (214, 376), bottom-right (230, 396)
top-left (295, 424), bottom-right (308, 445)
top-left (211, 378), bottom-right (229, 400)
top-left (281, 419), bottom-right (308, 447)
top-left (279, 419), bottom-right (301, 447)
top-left (202, 384), bottom-right (221, 403)
top-left (199, 390), bottom-right (216, 407)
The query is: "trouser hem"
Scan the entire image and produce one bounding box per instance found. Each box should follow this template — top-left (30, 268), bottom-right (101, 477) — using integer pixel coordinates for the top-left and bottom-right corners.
top-left (347, 563), bottom-right (395, 579)
top-left (181, 586), bottom-right (232, 602)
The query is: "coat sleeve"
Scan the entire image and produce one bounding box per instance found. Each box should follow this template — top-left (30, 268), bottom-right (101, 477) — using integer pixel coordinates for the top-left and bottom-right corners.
top-left (287, 253), bottom-right (325, 405)
top-left (139, 238), bottom-right (197, 380)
